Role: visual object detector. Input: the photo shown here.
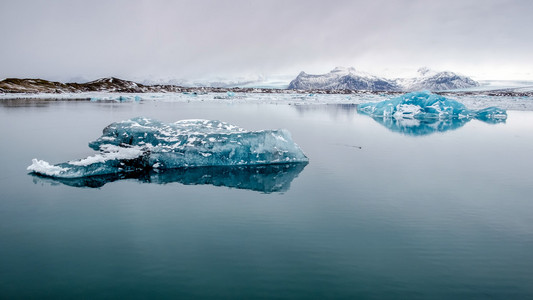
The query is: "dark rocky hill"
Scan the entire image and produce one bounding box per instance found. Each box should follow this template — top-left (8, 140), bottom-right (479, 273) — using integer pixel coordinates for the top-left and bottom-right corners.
top-left (0, 77), bottom-right (186, 93)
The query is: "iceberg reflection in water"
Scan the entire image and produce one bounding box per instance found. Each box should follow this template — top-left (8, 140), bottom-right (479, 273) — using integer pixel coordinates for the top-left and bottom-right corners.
top-left (365, 116), bottom-right (507, 136)
top-left (31, 162), bottom-right (307, 193)
top-left (357, 91), bottom-right (507, 136)
top-left (368, 117), bottom-right (470, 136)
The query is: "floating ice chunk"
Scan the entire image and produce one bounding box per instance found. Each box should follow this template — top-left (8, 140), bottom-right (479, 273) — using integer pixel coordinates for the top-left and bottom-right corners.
top-left (213, 91), bottom-right (244, 100)
top-left (115, 95), bottom-right (142, 102)
top-left (89, 95), bottom-right (142, 102)
top-left (28, 117), bottom-right (308, 179)
top-left (358, 91), bottom-right (474, 119)
top-left (358, 91), bottom-right (507, 120)
top-left (475, 107), bottom-right (507, 123)
top-left (357, 91), bottom-right (507, 135)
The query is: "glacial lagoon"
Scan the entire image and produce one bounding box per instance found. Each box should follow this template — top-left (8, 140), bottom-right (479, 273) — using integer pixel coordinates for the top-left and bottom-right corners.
top-left (1, 96), bottom-right (533, 299)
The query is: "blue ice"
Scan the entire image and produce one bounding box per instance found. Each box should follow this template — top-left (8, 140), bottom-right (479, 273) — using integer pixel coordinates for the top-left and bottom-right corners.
top-left (28, 117), bottom-right (308, 179)
top-left (357, 91), bottom-right (507, 120)
top-left (357, 91), bottom-right (507, 135)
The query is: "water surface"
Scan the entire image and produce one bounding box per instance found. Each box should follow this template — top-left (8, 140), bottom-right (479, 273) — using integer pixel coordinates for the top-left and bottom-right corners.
top-left (1, 99), bottom-right (532, 299)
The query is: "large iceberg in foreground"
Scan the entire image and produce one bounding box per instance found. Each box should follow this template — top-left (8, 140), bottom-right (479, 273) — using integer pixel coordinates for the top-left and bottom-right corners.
top-left (357, 92), bottom-right (507, 136)
top-left (357, 91), bottom-right (507, 120)
top-left (28, 117), bottom-right (308, 179)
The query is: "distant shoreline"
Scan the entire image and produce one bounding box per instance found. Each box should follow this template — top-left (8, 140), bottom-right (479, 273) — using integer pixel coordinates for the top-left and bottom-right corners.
top-left (1, 77), bottom-right (532, 98)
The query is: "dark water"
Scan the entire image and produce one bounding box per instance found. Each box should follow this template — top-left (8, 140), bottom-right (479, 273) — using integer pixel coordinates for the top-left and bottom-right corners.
top-left (1, 99), bottom-right (533, 299)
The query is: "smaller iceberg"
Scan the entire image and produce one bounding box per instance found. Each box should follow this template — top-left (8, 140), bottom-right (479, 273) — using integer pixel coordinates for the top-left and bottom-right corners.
top-left (28, 117), bottom-right (308, 179)
top-left (358, 91), bottom-right (507, 120)
top-left (357, 91), bottom-right (507, 135)
top-left (90, 95), bottom-right (142, 102)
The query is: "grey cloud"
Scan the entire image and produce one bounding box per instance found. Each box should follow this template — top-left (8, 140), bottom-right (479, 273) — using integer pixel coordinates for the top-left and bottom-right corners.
top-left (0, 0), bottom-right (532, 82)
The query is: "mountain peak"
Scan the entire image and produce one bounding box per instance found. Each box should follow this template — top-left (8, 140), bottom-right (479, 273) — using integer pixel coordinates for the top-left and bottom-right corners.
top-left (288, 67), bottom-right (399, 91)
top-left (331, 66), bottom-right (356, 74)
top-left (417, 67), bottom-right (432, 76)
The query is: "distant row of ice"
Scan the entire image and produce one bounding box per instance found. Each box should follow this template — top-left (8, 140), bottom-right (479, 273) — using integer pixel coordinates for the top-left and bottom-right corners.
top-left (2, 91), bottom-right (532, 111)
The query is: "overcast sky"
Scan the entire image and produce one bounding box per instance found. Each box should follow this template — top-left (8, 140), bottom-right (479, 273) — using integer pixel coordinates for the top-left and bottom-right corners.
top-left (1, 0), bottom-right (532, 82)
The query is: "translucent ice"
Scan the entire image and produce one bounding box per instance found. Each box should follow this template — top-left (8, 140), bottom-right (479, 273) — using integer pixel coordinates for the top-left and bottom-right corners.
top-left (357, 91), bottom-right (507, 135)
top-left (474, 107), bottom-right (508, 123)
top-left (357, 91), bottom-right (507, 121)
top-left (28, 117), bottom-right (308, 179)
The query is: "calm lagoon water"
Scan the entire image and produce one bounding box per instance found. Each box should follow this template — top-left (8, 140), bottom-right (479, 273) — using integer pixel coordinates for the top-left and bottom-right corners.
top-left (1, 98), bottom-right (533, 299)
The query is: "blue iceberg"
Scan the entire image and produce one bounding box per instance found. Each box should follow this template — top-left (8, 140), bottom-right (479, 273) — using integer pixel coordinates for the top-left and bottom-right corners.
top-left (357, 91), bottom-right (507, 120)
top-left (28, 117), bottom-right (308, 179)
top-left (357, 92), bottom-right (507, 135)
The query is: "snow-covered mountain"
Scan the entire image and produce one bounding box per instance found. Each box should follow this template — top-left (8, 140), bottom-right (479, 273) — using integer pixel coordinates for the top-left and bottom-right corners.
top-left (288, 67), bottom-right (480, 91)
top-left (288, 67), bottom-right (400, 91)
top-left (399, 68), bottom-right (480, 91)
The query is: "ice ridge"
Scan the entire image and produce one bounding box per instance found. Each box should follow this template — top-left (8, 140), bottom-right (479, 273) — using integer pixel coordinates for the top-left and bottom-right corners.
top-left (28, 117), bottom-right (309, 179)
